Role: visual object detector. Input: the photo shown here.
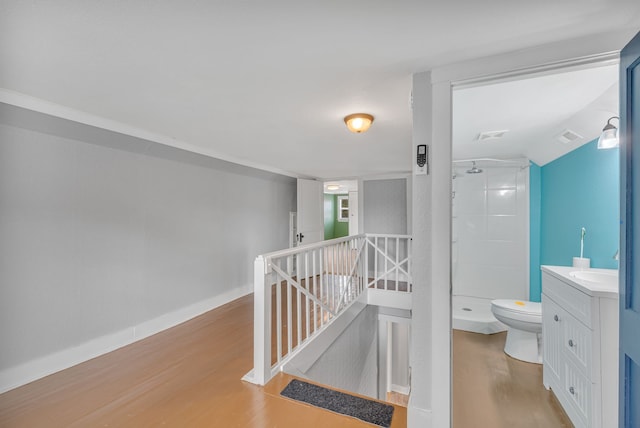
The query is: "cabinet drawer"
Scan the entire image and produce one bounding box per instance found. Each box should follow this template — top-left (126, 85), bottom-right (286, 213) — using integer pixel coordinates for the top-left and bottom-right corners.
top-left (542, 272), bottom-right (593, 328)
top-left (563, 358), bottom-right (592, 427)
top-left (562, 310), bottom-right (592, 377)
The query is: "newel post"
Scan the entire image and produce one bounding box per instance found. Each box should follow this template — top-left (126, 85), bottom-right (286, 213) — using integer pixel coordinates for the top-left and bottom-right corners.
top-left (364, 236), bottom-right (369, 290)
top-left (253, 255), bottom-right (272, 385)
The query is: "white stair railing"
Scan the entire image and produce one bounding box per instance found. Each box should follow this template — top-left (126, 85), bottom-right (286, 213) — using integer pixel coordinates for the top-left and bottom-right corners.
top-left (365, 234), bottom-right (412, 293)
top-left (247, 233), bottom-right (412, 385)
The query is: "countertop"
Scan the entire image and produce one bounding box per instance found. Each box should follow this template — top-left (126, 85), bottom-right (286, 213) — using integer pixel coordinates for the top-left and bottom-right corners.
top-left (541, 265), bottom-right (619, 299)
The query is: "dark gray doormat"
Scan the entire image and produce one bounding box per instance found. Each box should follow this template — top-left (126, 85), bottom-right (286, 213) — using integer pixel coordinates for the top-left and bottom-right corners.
top-left (280, 379), bottom-right (394, 427)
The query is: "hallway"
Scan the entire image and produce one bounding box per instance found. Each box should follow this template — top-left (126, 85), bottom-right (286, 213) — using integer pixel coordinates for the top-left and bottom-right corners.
top-left (0, 294), bottom-right (406, 427)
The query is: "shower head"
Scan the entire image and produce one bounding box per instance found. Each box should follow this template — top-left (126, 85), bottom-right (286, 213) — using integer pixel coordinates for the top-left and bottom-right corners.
top-left (466, 161), bottom-right (483, 174)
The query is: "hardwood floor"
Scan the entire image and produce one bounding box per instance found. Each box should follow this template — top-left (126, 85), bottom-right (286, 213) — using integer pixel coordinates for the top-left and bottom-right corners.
top-left (369, 279), bottom-right (411, 292)
top-left (453, 329), bottom-right (573, 428)
top-left (0, 294), bottom-right (406, 427)
top-left (386, 391), bottom-right (410, 407)
top-left (1, 293), bottom-right (575, 428)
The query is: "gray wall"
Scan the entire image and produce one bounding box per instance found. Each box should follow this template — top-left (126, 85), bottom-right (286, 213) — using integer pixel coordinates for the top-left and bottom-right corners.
top-left (305, 305), bottom-right (378, 399)
top-left (0, 105), bottom-right (296, 374)
top-left (363, 178), bottom-right (408, 234)
top-left (391, 322), bottom-right (410, 389)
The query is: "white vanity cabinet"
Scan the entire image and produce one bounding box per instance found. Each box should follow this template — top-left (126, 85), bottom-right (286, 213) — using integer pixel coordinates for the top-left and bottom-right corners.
top-left (541, 266), bottom-right (618, 428)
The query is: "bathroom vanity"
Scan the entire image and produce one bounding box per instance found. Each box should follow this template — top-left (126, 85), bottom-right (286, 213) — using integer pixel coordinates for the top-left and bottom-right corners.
top-left (541, 265), bottom-right (618, 428)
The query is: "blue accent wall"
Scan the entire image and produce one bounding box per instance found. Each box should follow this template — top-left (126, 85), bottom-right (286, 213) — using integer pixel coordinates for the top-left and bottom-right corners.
top-left (529, 162), bottom-right (542, 302)
top-left (533, 139), bottom-right (619, 301)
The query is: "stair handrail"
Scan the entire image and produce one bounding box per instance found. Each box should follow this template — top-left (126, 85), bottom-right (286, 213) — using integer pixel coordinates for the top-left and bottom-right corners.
top-left (248, 233), bottom-right (412, 385)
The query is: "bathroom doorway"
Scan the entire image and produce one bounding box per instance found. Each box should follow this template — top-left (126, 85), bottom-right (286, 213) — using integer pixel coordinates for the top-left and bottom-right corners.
top-left (450, 61), bottom-right (620, 426)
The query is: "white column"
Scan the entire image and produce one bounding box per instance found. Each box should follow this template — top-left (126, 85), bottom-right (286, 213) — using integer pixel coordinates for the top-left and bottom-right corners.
top-left (430, 77), bottom-right (453, 428)
top-left (408, 70), bottom-right (434, 426)
top-left (408, 70), bottom-right (452, 428)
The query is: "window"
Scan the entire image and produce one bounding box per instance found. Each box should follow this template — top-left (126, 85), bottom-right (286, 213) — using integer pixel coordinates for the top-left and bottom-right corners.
top-left (337, 195), bottom-right (349, 222)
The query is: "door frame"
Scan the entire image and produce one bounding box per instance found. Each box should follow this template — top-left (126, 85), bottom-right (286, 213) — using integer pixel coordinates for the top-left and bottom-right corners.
top-left (409, 30), bottom-right (632, 427)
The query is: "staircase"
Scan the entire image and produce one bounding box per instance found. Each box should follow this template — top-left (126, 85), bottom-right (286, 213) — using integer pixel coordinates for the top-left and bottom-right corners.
top-left (243, 233), bottom-right (412, 387)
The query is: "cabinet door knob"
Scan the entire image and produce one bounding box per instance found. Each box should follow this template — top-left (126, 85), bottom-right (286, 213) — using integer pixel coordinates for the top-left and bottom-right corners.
top-left (554, 315), bottom-right (559, 322)
top-left (569, 386), bottom-right (575, 395)
top-left (568, 339), bottom-right (574, 347)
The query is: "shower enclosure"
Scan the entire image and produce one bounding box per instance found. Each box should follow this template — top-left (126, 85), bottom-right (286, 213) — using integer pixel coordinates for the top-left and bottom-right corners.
top-left (451, 159), bottom-right (530, 334)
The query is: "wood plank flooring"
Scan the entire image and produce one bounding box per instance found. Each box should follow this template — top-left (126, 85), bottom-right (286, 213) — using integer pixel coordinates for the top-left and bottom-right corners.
top-left (0, 294), bottom-right (406, 428)
top-left (387, 391), bottom-right (410, 407)
top-left (453, 329), bottom-right (573, 428)
top-left (369, 280), bottom-right (411, 292)
top-left (0, 293), bottom-right (575, 428)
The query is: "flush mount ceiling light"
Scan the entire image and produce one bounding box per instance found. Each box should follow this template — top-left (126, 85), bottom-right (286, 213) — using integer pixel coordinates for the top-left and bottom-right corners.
top-left (597, 116), bottom-right (619, 149)
top-left (326, 184), bottom-right (340, 191)
top-left (344, 113), bottom-right (374, 133)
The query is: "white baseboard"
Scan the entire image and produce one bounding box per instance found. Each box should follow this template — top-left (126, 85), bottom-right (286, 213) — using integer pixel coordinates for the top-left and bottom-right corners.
top-left (390, 383), bottom-right (410, 395)
top-left (0, 284), bottom-right (253, 394)
top-left (407, 402), bottom-right (433, 428)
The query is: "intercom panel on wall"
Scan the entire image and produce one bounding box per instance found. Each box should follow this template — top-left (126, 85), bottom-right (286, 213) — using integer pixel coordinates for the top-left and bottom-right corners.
top-left (415, 144), bottom-right (428, 175)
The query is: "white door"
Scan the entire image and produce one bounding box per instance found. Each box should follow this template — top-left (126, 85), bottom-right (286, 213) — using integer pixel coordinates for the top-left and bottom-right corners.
top-left (296, 178), bottom-right (324, 245)
top-left (348, 191), bottom-right (359, 235)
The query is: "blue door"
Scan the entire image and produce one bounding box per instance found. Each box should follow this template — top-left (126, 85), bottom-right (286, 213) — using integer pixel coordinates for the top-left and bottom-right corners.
top-left (620, 30), bottom-right (640, 427)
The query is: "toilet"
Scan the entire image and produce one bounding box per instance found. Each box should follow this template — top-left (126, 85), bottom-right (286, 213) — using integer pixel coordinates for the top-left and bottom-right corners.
top-left (490, 299), bottom-right (542, 364)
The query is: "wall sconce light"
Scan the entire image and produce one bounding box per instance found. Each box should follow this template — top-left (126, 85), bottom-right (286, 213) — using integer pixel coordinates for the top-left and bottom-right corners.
top-left (597, 116), bottom-right (619, 149)
top-left (344, 113), bottom-right (374, 133)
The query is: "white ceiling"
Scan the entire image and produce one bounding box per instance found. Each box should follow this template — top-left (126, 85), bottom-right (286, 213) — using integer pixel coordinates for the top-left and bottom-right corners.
top-left (1, 1), bottom-right (639, 178)
top-left (453, 64), bottom-right (619, 166)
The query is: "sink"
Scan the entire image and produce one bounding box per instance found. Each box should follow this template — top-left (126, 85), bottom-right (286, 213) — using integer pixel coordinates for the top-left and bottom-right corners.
top-left (569, 270), bottom-right (618, 288)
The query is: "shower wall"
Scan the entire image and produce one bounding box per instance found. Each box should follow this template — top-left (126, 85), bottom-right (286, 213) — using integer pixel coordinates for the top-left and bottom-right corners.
top-left (452, 163), bottom-right (529, 300)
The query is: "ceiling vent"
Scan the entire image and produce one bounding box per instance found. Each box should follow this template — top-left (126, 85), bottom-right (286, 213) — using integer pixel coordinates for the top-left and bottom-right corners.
top-left (477, 130), bottom-right (509, 141)
top-left (556, 129), bottom-right (583, 144)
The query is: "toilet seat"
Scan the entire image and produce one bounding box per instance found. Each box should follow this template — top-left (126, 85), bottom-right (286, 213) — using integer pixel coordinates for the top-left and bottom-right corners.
top-left (491, 300), bottom-right (541, 324)
top-left (490, 299), bottom-right (543, 364)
